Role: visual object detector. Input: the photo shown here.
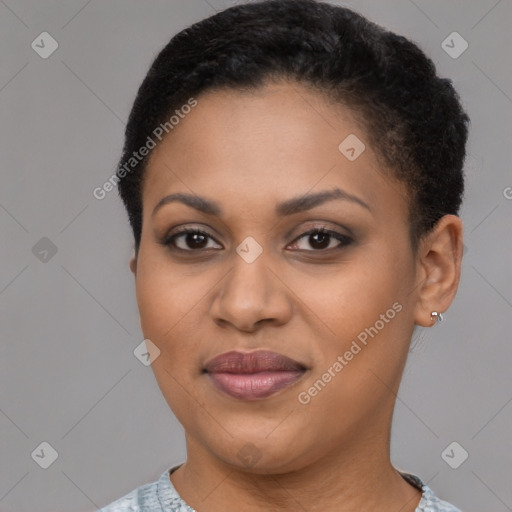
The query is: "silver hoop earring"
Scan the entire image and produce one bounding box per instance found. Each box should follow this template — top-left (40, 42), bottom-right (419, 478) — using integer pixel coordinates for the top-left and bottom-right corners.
top-left (431, 311), bottom-right (444, 323)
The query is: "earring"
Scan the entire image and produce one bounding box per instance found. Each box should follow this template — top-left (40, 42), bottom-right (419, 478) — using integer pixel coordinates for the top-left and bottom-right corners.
top-left (430, 311), bottom-right (444, 323)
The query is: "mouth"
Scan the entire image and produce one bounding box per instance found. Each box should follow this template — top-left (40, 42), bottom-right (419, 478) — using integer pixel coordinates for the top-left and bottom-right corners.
top-left (203, 350), bottom-right (307, 400)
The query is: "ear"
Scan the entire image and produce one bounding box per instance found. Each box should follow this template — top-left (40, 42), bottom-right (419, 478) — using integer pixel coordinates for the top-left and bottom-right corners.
top-left (129, 252), bottom-right (137, 275)
top-left (413, 214), bottom-right (464, 327)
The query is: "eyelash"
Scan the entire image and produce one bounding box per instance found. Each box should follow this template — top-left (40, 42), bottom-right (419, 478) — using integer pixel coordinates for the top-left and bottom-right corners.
top-left (160, 226), bottom-right (353, 254)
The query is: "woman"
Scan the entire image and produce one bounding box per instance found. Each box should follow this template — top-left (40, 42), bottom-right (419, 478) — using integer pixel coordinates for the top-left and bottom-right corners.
top-left (100, 0), bottom-right (469, 510)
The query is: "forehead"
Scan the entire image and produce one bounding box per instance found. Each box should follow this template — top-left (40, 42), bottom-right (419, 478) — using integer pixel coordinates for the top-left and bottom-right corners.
top-left (141, 81), bottom-right (409, 224)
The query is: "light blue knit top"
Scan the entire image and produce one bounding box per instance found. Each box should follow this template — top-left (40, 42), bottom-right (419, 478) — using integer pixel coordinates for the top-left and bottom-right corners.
top-left (98, 465), bottom-right (462, 511)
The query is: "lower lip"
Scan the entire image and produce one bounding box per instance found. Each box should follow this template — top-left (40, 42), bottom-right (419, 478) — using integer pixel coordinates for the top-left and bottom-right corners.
top-left (207, 370), bottom-right (305, 400)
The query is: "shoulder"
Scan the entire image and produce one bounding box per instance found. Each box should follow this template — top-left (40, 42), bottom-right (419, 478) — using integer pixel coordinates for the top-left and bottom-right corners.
top-left (98, 466), bottom-right (194, 512)
top-left (98, 479), bottom-right (160, 511)
top-left (400, 472), bottom-right (463, 512)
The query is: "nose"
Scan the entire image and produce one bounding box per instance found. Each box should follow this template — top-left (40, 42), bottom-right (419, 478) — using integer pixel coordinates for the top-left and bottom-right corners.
top-left (210, 251), bottom-right (293, 333)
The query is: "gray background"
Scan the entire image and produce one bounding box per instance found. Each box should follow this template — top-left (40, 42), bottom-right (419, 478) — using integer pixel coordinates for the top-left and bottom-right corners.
top-left (1, 0), bottom-right (511, 510)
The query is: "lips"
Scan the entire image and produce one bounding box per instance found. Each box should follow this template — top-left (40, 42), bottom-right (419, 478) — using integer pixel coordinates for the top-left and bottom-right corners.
top-left (204, 350), bottom-right (307, 400)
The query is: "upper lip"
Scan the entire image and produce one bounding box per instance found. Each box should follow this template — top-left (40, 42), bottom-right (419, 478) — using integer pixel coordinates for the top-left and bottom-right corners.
top-left (204, 350), bottom-right (306, 374)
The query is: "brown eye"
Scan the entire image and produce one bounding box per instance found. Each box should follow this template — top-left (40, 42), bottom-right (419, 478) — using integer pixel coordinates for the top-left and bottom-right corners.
top-left (162, 228), bottom-right (222, 252)
top-left (288, 228), bottom-right (353, 252)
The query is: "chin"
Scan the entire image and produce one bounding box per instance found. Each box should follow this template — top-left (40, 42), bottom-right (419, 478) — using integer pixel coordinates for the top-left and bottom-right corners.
top-left (200, 427), bottom-right (320, 475)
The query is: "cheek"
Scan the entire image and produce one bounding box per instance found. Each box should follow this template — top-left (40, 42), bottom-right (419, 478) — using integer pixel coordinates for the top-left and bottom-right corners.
top-left (134, 265), bottom-right (205, 418)
top-left (309, 255), bottom-right (404, 329)
top-left (304, 249), bottom-right (413, 388)
top-left (135, 245), bottom-right (193, 336)
top-left (134, 264), bottom-right (197, 374)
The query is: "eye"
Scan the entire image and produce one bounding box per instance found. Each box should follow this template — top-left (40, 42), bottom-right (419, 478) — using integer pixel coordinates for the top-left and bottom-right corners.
top-left (161, 225), bottom-right (353, 254)
top-left (287, 227), bottom-right (353, 252)
top-left (161, 227), bottom-right (222, 252)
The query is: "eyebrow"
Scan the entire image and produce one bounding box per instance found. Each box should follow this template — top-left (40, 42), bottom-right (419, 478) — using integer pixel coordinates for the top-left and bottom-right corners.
top-left (151, 187), bottom-right (371, 218)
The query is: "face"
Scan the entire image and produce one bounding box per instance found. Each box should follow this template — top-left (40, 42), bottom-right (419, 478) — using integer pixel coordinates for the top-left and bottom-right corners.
top-left (132, 80), bottom-right (422, 473)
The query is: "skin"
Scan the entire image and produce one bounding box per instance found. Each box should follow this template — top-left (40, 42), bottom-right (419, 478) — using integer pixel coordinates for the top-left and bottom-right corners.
top-left (129, 79), bottom-right (463, 512)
